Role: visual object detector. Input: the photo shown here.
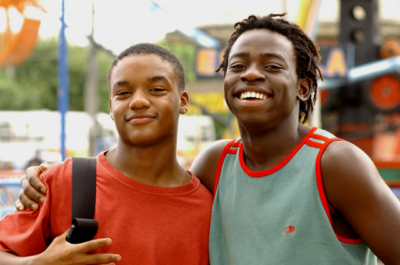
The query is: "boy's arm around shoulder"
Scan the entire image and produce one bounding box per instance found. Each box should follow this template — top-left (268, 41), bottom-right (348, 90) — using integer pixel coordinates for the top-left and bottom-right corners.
top-left (321, 140), bottom-right (400, 264)
top-left (190, 139), bottom-right (231, 194)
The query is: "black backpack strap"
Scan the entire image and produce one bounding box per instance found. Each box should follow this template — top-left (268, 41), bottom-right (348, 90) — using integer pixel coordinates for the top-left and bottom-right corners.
top-left (68, 157), bottom-right (98, 244)
top-left (71, 157), bottom-right (97, 219)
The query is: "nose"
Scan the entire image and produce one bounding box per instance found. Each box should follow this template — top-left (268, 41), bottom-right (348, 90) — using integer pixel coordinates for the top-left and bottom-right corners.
top-left (240, 64), bottom-right (265, 82)
top-left (128, 89), bottom-right (150, 110)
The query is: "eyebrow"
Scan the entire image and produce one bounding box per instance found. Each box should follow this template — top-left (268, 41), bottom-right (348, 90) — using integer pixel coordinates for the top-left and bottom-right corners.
top-left (260, 52), bottom-right (287, 63)
top-left (229, 52), bottom-right (287, 63)
top-left (112, 80), bottom-right (129, 90)
top-left (112, 75), bottom-right (169, 90)
top-left (228, 52), bottom-right (249, 61)
top-left (147, 75), bottom-right (169, 83)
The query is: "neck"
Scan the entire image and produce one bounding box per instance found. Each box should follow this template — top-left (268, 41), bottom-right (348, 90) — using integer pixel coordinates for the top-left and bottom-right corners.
top-left (105, 134), bottom-right (189, 187)
top-left (238, 115), bottom-right (310, 172)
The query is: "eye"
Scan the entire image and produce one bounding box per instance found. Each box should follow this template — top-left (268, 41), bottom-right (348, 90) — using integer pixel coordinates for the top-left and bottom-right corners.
top-left (150, 88), bottom-right (166, 92)
top-left (230, 64), bottom-right (246, 69)
top-left (116, 91), bottom-right (131, 96)
top-left (265, 64), bottom-right (282, 70)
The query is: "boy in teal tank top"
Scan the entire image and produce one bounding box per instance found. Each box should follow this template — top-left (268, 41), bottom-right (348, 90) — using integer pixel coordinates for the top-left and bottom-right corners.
top-left (189, 14), bottom-right (400, 264)
top-left (16, 14), bottom-right (400, 264)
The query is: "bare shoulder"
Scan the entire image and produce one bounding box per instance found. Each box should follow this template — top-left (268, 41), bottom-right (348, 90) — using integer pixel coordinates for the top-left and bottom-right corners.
top-left (321, 140), bottom-right (382, 184)
top-left (321, 140), bottom-right (400, 263)
top-left (321, 140), bottom-right (394, 210)
top-left (190, 139), bottom-right (232, 194)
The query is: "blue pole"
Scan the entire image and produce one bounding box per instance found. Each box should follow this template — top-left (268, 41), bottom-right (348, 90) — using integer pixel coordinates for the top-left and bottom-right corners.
top-left (58, 0), bottom-right (69, 160)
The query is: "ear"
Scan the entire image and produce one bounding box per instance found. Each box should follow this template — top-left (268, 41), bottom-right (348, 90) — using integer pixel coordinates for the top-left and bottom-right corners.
top-left (109, 98), bottom-right (114, 120)
top-left (179, 91), bottom-right (189, 114)
top-left (297, 78), bottom-right (312, 102)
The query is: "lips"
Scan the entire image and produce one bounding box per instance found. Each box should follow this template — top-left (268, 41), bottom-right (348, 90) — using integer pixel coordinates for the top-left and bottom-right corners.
top-left (126, 113), bottom-right (156, 125)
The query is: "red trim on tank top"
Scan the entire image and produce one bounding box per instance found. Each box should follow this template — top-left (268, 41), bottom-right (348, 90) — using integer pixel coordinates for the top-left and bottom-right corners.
top-left (238, 127), bottom-right (318, 177)
top-left (305, 139), bottom-right (324, 149)
top-left (309, 133), bottom-right (330, 141)
top-left (213, 139), bottom-right (237, 196)
top-left (315, 137), bottom-right (363, 244)
top-left (231, 142), bottom-right (240, 147)
top-left (227, 149), bottom-right (238, 154)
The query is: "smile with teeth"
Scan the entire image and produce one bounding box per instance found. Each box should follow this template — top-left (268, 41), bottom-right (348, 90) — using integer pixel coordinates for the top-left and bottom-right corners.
top-left (239, 91), bottom-right (269, 100)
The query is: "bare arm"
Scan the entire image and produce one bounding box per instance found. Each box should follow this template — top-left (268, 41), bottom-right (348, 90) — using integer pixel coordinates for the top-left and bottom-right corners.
top-left (322, 141), bottom-right (400, 264)
top-left (0, 251), bottom-right (38, 265)
top-left (15, 161), bottom-right (58, 211)
top-left (0, 230), bottom-right (121, 265)
top-left (190, 140), bottom-right (230, 194)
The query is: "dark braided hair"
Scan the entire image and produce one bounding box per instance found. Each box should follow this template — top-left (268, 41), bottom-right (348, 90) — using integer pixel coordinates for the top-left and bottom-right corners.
top-left (217, 14), bottom-right (323, 123)
top-left (107, 43), bottom-right (185, 92)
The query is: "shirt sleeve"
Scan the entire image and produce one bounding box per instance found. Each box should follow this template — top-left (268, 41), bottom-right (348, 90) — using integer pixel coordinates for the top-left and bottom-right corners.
top-left (0, 174), bottom-right (51, 256)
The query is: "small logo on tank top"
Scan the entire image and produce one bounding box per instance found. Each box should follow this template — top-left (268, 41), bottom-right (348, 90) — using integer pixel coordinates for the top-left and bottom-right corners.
top-left (285, 226), bottom-right (295, 233)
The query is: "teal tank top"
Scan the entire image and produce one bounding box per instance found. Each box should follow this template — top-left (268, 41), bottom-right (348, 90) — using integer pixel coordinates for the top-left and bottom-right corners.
top-left (209, 127), bottom-right (377, 264)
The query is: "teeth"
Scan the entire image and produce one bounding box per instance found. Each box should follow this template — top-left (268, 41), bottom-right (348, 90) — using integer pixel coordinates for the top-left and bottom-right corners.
top-left (240, 91), bottom-right (268, 100)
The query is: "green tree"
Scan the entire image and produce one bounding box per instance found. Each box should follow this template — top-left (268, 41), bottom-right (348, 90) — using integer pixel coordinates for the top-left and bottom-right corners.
top-left (156, 40), bottom-right (197, 83)
top-left (0, 38), bottom-right (113, 113)
top-left (0, 71), bottom-right (42, 109)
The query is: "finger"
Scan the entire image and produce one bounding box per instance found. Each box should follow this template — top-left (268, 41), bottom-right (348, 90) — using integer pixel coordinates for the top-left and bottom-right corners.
top-left (51, 229), bottom-right (70, 244)
top-left (39, 161), bottom-right (59, 173)
top-left (61, 229), bottom-right (70, 238)
top-left (76, 238), bottom-right (113, 253)
top-left (14, 199), bottom-right (25, 211)
top-left (57, 229), bottom-right (70, 240)
top-left (24, 180), bottom-right (46, 203)
top-left (19, 189), bottom-right (39, 211)
top-left (26, 166), bottom-right (48, 194)
top-left (84, 253), bottom-right (121, 264)
top-left (20, 175), bottom-right (28, 190)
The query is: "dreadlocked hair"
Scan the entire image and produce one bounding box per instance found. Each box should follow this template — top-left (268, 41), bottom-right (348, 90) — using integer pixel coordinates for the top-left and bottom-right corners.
top-left (217, 14), bottom-right (323, 123)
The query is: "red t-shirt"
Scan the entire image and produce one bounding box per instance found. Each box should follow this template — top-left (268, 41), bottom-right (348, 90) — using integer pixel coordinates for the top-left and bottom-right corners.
top-left (0, 153), bottom-right (213, 264)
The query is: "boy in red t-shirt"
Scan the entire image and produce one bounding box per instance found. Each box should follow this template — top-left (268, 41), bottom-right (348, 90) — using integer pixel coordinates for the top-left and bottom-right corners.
top-left (0, 43), bottom-right (212, 264)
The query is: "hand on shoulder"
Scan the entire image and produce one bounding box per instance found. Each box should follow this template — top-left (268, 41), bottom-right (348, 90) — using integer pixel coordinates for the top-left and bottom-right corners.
top-left (16, 161), bottom-right (59, 212)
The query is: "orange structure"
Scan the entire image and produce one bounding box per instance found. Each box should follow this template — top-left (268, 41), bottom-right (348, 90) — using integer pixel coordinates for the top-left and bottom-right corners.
top-left (0, 0), bottom-right (44, 67)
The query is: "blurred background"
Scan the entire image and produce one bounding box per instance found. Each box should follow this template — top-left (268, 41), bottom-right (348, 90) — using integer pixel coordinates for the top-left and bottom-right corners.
top-left (0, 0), bottom-right (400, 227)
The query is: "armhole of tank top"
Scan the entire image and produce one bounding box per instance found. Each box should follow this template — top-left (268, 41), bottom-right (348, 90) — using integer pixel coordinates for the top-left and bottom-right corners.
top-left (315, 136), bottom-right (364, 244)
top-left (213, 139), bottom-right (238, 197)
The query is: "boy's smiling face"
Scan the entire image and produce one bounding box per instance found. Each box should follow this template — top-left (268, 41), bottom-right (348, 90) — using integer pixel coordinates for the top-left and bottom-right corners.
top-left (224, 29), bottom-right (308, 130)
top-left (109, 54), bottom-right (188, 146)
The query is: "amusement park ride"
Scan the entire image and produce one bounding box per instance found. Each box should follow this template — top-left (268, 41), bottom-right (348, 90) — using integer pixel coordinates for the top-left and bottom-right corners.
top-left (318, 0), bottom-right (400, 188)
top-left (0, 0), bottom-right (43, 67)
top-left (1, 0), bottom-right (400, 187)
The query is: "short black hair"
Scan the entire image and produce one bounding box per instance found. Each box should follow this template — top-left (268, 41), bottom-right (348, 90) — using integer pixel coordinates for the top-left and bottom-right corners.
top-left (107, 43), bottom-right (185, 92)
top-left (217, 14), bottom-right (323, 123)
